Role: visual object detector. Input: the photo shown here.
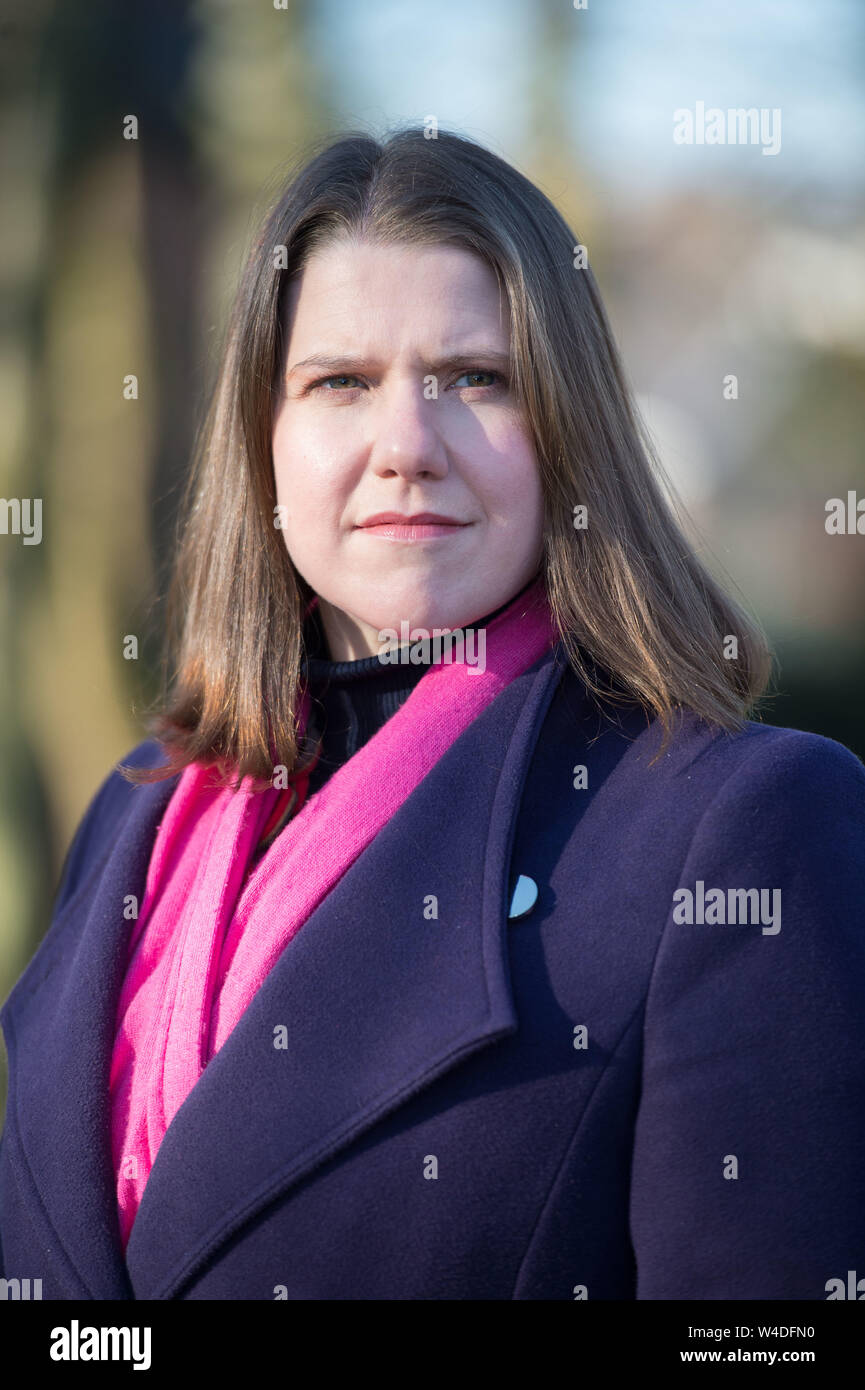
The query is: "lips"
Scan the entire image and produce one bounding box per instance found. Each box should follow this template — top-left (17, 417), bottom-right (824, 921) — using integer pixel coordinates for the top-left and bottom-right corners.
top-left (356, 512), bottom-right (469, 527)
top-left (354, 511), bottom-right (472, 541)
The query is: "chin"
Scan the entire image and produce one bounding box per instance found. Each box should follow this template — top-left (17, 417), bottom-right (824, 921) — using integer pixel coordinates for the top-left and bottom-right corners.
top-left (333, 577), bottom-right (452, 629)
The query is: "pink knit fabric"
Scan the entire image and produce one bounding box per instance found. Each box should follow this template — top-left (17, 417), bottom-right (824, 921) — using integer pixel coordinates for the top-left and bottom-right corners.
top-left (109, 578), bottom-right (557, 1249)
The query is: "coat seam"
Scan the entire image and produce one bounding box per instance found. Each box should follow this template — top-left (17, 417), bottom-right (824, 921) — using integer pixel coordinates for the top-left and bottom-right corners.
top-left (625, 725), bottom-right (827, 1298)
top-left (509, 726), bottom-right (800, 1299)
top-left (509, 1001), bottom-right (646, 1298)
top-left (631, 724), bottom-right (814, 1116)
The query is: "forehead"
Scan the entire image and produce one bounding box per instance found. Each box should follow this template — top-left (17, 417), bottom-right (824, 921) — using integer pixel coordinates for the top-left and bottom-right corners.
top-left (284, 238), bottom-right (510, 353)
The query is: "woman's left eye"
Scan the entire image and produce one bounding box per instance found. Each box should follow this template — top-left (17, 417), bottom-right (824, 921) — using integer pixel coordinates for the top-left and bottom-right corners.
top-left (453, 370), bottom-right (501, 389)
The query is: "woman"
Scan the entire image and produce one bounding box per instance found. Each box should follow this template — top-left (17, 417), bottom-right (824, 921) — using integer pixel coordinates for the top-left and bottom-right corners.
top-left (1, 127), bottom-right (864, 1302)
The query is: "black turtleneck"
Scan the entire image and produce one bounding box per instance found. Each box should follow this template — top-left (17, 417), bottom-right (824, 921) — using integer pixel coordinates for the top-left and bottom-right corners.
top-left (299, 576), bottom-right (539, 796)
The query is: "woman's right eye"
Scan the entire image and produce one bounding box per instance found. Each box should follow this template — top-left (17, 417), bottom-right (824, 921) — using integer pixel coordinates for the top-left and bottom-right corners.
top-left (311, 375), bottom-right (362, 391)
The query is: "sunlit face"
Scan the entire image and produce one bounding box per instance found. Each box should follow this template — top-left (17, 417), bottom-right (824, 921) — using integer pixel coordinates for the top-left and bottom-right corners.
top-left (271, 237), bottom-right (545, 660)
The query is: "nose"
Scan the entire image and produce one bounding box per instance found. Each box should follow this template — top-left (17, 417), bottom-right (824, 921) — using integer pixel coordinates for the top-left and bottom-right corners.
top-left (366, 376), bottom-right (450, 481)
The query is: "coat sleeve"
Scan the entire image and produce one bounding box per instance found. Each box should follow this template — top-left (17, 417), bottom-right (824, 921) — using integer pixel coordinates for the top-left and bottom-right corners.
top-left (629, 728), bottom-right (865, 1299)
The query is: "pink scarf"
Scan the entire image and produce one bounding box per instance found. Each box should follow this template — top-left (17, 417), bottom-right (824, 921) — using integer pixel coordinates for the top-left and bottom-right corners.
top-left (109, 577), bottom-right (557, 1249)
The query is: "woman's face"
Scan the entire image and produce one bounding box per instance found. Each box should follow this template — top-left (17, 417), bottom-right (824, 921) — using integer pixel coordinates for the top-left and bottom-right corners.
top-left (272, 237), bottom-right (545, 660)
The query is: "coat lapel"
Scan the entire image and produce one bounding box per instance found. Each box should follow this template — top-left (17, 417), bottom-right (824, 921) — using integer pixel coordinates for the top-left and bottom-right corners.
top-left (4, 644), bottom-right (566, 1300)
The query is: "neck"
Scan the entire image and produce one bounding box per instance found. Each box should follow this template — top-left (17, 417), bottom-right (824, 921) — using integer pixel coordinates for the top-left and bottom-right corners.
top-left (312, 574), bottom-right (543, 663)
top-left (315, 600), bottom-right (381, 663)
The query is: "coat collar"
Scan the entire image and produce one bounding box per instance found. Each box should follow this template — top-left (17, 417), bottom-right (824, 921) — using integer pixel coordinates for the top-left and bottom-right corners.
top-left (2, 643), bottom-right (567, 1299)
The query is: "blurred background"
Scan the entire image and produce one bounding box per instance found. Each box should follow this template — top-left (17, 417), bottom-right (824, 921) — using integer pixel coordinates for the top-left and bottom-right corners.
top-left (1, 0), bottom-right (863, 1108)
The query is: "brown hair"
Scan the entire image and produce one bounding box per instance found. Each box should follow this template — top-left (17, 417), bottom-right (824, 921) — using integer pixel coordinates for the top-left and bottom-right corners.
top-left (123, 125), bottom-right (771, 787)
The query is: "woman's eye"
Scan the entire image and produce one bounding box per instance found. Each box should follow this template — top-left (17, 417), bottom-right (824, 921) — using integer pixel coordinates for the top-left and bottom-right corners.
top-left (306, 370), bottom-right (504, 395)
top-left (453, 370), bottom-right (501, 389)
top-left (314, 374), bottom-right (362, 391)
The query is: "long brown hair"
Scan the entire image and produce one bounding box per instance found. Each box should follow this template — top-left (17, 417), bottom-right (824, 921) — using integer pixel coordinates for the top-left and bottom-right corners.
top-left (123, 125), bottom-right (771, 786)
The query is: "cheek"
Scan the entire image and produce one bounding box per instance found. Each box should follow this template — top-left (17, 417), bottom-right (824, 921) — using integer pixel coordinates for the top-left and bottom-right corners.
top-left (272, 431), bottom-right (330, 563)
top-left (272, 415), bottom-right (346, 516)
top-left (477, 420), bottom-right (543, 521)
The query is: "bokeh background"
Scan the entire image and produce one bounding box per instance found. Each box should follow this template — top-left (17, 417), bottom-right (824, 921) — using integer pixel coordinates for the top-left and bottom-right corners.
top-left (1, 0), bottom-right (863, 1111)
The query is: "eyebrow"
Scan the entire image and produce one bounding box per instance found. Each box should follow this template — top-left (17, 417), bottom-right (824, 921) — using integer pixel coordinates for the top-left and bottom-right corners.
top-left (286, 350), bottom-right (512, 378)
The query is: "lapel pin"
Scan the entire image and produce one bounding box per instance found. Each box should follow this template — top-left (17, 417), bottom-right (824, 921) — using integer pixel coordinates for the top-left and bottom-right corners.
top-left (508, 874), bottom-right (538, 920)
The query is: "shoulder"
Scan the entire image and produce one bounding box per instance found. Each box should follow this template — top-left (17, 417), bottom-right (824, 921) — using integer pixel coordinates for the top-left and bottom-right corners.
top-left (673, 719), bottom-right (865, 849)
top-left (81, 736), bottom-right (173, 823)
top-left (55, 738), bottom-right (177, 908)
top-left (656, 722), bottom-right (865, 931)
top-left (536, 664), bottom-right (865, 854)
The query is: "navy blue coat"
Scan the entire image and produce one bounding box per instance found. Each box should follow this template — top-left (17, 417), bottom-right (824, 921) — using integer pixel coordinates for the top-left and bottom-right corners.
top-left (2, 643), bottom-right (865, 1300)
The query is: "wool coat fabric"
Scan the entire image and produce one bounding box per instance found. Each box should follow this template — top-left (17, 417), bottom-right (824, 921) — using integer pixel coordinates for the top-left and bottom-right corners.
top-left (2, 641), bottom-right (865, 1301)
